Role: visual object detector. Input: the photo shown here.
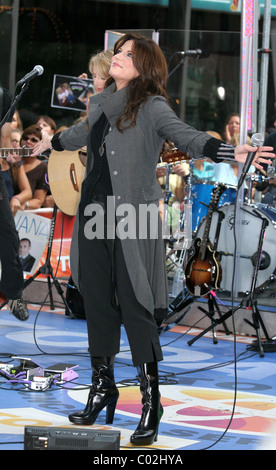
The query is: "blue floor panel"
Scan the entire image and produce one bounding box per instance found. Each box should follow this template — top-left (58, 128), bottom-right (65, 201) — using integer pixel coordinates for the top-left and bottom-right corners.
top-left (0, 304), bottom-right (276, 451)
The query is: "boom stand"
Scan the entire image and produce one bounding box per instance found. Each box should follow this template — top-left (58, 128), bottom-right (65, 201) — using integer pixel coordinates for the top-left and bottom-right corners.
top-left (167, 288), bottom-right (231, 341)
top-left (23, 204), bottom-right (73, 316)
top-left (187, 208), bottom-right (272, 357)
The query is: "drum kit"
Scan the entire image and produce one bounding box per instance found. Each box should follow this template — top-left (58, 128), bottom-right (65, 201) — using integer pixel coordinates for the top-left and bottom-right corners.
top-left (160, 148), bottom-right (276, 354)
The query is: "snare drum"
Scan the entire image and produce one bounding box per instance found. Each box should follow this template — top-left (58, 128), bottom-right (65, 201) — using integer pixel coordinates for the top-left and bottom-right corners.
top-left (192, 182), bottom-right (236, 232)
top-left (196, 203), bottom-right (276, 293)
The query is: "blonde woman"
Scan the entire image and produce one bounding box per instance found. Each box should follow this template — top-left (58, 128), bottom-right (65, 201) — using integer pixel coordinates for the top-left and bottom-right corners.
top-left (79, 49), bottom-right (113, 115)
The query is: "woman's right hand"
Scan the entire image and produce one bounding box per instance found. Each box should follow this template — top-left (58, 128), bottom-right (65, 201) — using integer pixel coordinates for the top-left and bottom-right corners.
top-left (78, 73), bottom-right (88, 79)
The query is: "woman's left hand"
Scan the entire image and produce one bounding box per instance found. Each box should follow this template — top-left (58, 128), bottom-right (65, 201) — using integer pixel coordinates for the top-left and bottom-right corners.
top-left (235, 144), bottom-right (275, 170)
top-left (31, 131), bottom-right (52, 157)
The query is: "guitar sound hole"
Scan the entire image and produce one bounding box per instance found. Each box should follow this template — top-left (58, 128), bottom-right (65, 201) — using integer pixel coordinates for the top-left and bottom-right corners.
top-left (78, 150), bottom-right (87, 167)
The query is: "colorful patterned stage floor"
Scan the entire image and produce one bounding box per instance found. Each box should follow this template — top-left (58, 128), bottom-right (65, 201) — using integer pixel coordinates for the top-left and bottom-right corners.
top-left (0, 301), bottom-right (276, 452)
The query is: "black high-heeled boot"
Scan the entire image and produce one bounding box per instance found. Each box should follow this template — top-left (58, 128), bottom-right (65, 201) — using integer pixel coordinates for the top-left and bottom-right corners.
top-left (130, 361), bottom-right (163, 446)
top-left (68, 356), bottom-right (119, 425)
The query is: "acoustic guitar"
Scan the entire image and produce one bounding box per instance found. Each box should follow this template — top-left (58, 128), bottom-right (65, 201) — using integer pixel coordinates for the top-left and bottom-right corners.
top-left (47, 146), bottom-right (186, 216)
top-left (0, 147), bottom-right (86, 216)
top-left (47, 149), bottom-right (87, 216)
top-left (185, 183), bottom-right (227, 296)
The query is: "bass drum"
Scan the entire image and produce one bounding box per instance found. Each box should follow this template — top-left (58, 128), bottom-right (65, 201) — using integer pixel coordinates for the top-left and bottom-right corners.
top-left (196, 203), bottom-right (276, 293)
top-left (192, 182), bottom-right (236, 232)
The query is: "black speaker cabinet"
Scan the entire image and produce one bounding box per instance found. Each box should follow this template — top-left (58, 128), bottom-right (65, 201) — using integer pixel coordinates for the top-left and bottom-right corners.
top-left (24, 426), bottom-right (121, 450)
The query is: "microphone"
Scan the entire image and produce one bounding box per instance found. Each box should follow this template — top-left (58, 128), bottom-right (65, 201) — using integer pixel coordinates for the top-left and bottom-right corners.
top-left (237, 133), bottom-right (264, 189)
top-left (16, 65), bottom-right (44, 87)
top-left (177, 49), bottom-right (210, 59)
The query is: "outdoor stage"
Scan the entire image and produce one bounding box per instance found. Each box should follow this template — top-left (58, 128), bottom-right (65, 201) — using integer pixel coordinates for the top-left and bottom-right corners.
top-left (0, 298), bottom-right (276, 452)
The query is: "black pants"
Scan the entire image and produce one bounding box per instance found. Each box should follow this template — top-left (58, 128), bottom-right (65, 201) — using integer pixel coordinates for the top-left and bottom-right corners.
top-left (0, 171), bottom-right (23, 299)
top-left (78, 210), bottom-right (163, 367)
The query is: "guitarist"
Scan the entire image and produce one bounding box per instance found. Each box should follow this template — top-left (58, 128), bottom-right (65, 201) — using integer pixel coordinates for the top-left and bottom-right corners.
top-left (0, 87), bottom-right (32, 215)
top-left (0, 151), bottom-right (32, 216)
top-left (0, 86), bottom-right (12, 149)
top-left (0, 86), bottom-right (29, 321)
top-left (0, 171), bottom-right (29, 321)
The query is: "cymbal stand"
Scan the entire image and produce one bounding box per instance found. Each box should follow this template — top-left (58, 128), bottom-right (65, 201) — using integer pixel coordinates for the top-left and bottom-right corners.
top-left (162, 164), bottom-right (172, 241)
top-left (246, 174), bottom-right (267, 205)
top-left (187, 207), bottom-right (272, 356)
top-left (23, 204), bottom-right (73, 316)
top-left (165, 165), bottom-right (192, 271)
top-left (246, 175), bottom-right (254, 205)
top-left (162, 163), bottom-right (178, 277)
top-left (168, 166), bottom-right (193, 283)
top-left (162, 165), bottom-right (194, 332)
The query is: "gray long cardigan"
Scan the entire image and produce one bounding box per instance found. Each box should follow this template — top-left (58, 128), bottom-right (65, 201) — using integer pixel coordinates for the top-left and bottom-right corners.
top-left (56, 83), bottom-right (232, 315)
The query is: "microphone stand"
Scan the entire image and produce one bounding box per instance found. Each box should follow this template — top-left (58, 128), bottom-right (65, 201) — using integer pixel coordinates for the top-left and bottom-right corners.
top-left (0, 82), bottom-right (29, 130)
top-left (242, 209), bottom-right (272, 355)
top-left (23, 204), bottom-right (73, 316)
top-left (168, 55), bottom-right (187, 78)
top-left (187, 207), bottom-right (272, 357)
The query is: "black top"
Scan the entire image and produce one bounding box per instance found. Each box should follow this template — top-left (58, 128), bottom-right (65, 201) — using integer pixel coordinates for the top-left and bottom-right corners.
top-left (52, 113), bottom-right (114, 208)
top-left (80, 113), bottom-right (113, 208)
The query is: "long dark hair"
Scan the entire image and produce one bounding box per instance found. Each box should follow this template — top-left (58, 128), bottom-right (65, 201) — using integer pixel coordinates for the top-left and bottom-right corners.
top-left (109, 33), bottom-right (169, 131)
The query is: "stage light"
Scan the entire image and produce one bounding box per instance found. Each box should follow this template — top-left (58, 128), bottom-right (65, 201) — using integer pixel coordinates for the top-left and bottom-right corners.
top-left (217, 85), bottom-right (225, 101)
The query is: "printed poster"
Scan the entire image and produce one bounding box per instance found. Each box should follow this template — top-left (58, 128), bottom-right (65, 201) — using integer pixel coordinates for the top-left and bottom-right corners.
top-left (14, 211), bottom-right (51, 276)
top-left (51, 74), bottom-right (94, 112)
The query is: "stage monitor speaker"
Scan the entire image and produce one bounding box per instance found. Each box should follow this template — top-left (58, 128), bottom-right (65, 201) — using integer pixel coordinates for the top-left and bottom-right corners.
top-left (24, 426), bottom-right (121, 450)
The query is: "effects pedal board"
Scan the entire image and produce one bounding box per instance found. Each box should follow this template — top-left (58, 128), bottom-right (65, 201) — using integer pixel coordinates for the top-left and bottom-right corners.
top-left (43, 363), bottom-right (79, 383)
top-left (0, 358), bottom-right (79, 390)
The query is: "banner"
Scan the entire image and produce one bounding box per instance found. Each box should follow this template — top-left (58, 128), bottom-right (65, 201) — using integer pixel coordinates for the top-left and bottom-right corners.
top-left (14, 210), bottom-right (52, 276)
top-left (14, 209), bottom-right (75, 279)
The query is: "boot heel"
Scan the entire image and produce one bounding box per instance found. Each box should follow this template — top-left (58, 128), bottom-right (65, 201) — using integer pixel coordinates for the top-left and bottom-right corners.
top-left (106, 398), bottom-right (118, 424)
